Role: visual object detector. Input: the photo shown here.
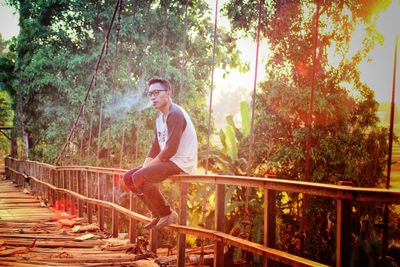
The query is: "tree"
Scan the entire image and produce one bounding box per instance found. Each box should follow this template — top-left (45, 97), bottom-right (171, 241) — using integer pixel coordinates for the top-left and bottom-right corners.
top-left (0, 34), bottom-right (16, 160)
top-left (6, 0), bottom-right (242, 166)
top-left (223, 0), bottom-right (393, 264)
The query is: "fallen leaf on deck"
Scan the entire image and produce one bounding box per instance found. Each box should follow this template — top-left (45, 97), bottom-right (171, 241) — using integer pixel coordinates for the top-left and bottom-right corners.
top-left (57, 219), bottom-right (76, 227)
top-left (75, 233), bottom-right (96, 241)
top-left (72, 223), bottom-right (99, 233)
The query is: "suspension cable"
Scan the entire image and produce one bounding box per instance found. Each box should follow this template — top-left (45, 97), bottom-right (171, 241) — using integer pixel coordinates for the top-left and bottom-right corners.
top-left (178, 0), bottom-right (189, 104)
top-left (53, 0), bottom-right (121, 165)
top-left (246, 0), bottom-right (264, 177)
top-left (107, 0), bottom-right (124, 160)
top-left (381, 33), bottom-right (398, 264)
top-left (244, 0), bottom-right (263, 234)
top-left (304, 0), bottom-right (320, 181)
top-left (205, 0), bottom-right (219, 174)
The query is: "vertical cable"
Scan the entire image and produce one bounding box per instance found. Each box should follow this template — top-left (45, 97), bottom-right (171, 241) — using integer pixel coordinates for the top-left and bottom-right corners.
top-left (301, 0), bottom-right (320, 250)
top-left (108, 0), bottom-right (123, 161)
top-left (247, 0), bottom-right (264, 176)
top-left (381, 34), bottom-right (398, 264)
top-left (205, 0), bottom-right (219, 174)
top-left (178, 0), bottom-right (189, 104)
top-left (245, 0), bottom-right (263, 224)
top-left (304, 0), bottom-right (320, 181)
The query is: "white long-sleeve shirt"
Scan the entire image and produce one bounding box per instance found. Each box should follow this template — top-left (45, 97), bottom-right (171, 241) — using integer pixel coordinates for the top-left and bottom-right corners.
top-left (147, 103), bottom-right (198, 174)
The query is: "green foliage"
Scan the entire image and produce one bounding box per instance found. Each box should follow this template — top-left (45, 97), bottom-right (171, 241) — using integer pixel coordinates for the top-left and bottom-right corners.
top-left (0, 34), bottom-right (15, 160)
top-left (198, 100), bottom-right (268, 264)
top-left (240, 100), bottom-right (250, 138)
top-left (222, 0), bottom-right (394, 265)
top-left (6, 0), bottom-right (243, 166)
top-left (225, 124), bottom-right (238, 161)
top-left (0, 90), bottom-right (13, 158)
top-left (199, 100), bottom-right (250, 175)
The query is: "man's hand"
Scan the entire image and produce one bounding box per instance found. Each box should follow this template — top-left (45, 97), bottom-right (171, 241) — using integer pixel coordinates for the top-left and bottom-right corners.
top-left (142, 157), bottom-right (161, 168)
top-left (142, 157), bottom-right (153, 168)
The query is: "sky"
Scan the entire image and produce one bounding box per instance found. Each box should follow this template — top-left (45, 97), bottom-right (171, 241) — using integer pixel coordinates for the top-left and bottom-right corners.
top-left (355, 0), bottom-right (400, 104)
top-left (0, 0), bottom-right (399, 106)
top-left (0, 1), bottom-right (19, 40)
top-left (206, 0), bottom-right (400, 105)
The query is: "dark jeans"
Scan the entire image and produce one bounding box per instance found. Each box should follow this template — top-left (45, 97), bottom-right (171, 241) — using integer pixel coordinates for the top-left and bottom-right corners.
top-left (123, 161), bottom-right (182, 217)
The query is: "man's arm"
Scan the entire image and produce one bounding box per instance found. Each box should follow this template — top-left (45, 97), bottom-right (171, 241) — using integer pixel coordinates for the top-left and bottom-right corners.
top-left (144, 128), bottom-right (160, 167)
top-left (157, 109), bottom-right (186, 161)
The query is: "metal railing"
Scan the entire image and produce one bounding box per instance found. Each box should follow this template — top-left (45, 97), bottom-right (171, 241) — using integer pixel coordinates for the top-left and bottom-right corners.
top-left (5, 156), bottom-right (400, 267)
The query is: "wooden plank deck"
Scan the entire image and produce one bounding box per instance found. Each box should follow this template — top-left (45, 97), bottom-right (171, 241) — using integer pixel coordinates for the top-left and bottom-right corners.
top-left (0, 175), bottom-right (159, 267)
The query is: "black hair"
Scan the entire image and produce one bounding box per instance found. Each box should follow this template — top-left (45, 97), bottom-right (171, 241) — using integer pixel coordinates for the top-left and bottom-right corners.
top-left (147, 76), bottom-right (171, 91)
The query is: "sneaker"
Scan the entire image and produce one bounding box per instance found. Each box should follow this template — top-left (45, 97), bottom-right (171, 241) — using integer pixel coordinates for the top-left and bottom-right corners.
top-left (144, 217), bottom-right (160, 230)
top-left (154, 210), bottom-right (178, 230)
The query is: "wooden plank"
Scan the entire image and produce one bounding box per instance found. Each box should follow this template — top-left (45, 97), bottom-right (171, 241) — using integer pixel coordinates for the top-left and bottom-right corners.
top-left (0, 233), bottom-right (90, 240)
top-left (1, 239), bottom-right (100, 248)
top-left (0, 178), bottom-right (149, 267)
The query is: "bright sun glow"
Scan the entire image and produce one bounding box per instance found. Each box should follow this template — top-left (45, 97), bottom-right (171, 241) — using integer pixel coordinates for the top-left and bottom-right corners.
top-left (210, 0), bottom-right (400, 129)
top-left (358, 0), bottom-right (400, 105)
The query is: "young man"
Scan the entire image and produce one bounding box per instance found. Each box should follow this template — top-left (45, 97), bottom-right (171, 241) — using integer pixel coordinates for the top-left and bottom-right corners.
top-left (123, 76), bottom-right (198, 230)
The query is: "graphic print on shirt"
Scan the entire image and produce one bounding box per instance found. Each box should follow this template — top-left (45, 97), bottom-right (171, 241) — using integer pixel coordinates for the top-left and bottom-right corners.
top-left (157, 120), bottom-right (167, 150)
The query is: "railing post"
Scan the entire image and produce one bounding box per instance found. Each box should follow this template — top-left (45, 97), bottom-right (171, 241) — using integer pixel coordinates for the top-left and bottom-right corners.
top-left (98, 173), bottom-right (105, 230)
top-left (32, 163), bottom-right (37, 195)
top-left (49, 168), bottom-right (52, 202)
top-left (42, 167), bottom-right (46, 201)
top-left (129, 191), bottom-right (137, 243)
top-left (263, 186), bottom-right (276, 267)
top-left (86, 169), bottom-right (93, 224)
top-left (62, 170), bottom-right (67, 212)
top-left (39, 164), bottom-right (43, 197)
top-left (150, 229), bottom-right (158, 254)
top-left (77, 170), bottom-right (83, 217)
top-left (150, 184), bottom-right (160, 253)
top-left (46, 167), bottom-right (50, 202)
top-left (112, 173), bottom-right (119, 237)
top-left (45, 168), bottom-right (50, 203)
top-left (70, 170), bottom-right (76, 215)
top-left (336, 181), bottom-right (352, 267)
top-left (214, 184), bottom-right (225, 267)
top-left (177, 182), bottom-right (188, 267)
top-left (52, 169), bottom-right (58, 208)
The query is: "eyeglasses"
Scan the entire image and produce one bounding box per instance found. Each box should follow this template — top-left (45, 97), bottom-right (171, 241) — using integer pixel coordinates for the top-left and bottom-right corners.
top-left (146, 90), bottom-right (168, 98)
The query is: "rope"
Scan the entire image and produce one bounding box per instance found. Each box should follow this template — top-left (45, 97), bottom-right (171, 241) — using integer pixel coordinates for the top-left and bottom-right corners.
top-left (205, 0), bottom-right (219, 174)
top-left (53, 0), bottom-right (121, 165)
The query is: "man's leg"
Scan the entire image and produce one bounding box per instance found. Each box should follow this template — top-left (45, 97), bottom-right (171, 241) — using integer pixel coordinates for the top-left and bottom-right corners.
top-left (123, 167), bottom-right (162, 228)
top-left (131, 161), bottom-right (182, 229)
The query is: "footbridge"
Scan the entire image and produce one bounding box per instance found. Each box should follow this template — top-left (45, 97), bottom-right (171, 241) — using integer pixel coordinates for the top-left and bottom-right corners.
top-left (3, 157), bottom-right (400, 267)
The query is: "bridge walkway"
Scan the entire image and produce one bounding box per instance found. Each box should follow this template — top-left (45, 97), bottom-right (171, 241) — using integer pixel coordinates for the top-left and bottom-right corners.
top-left (0, 176), bottom-right (160, 267)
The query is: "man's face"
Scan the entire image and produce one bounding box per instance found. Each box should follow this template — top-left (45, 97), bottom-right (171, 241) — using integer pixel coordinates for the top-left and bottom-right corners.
top-left (147, 82), bottom-right (171, 110)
